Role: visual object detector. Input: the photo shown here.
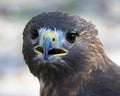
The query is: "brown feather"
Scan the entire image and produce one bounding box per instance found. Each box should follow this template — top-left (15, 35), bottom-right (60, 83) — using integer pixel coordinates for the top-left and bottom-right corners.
top-left (22, 12), bottom-right (120, 96)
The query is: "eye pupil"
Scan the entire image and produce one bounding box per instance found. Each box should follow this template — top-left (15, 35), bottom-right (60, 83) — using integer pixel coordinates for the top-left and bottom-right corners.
top-left (31, 29), bottom-right (39, 39)
top-left (66, 32), bottom-right (78, 43)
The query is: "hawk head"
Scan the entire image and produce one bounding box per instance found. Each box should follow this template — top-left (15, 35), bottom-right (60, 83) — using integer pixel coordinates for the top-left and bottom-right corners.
top-left (22, 12), bottom-right (105, 78)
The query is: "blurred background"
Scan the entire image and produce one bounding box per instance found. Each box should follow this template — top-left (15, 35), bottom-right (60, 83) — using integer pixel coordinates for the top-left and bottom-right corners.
top-left (0, 0), bottom-right (120, 96)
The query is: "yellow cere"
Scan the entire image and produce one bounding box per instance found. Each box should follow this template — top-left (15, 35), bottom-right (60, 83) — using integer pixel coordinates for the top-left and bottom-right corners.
top-left (43, 32), bottom-right (56, 43)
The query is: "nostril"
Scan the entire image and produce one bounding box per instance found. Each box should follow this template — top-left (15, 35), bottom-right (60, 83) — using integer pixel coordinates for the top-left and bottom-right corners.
top-left (52, 38), bottom-right (55, 42)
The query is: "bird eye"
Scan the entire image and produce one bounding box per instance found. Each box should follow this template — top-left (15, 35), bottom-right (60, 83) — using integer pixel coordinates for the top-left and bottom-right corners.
top-left (66, 32), bottom-right (78, 43)
top-left (31, 29), bottom-right (39, 39)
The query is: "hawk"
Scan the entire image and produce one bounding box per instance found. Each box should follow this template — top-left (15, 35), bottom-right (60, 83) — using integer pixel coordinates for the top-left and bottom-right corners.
top-left (22, 12), bottom-right (120, 96)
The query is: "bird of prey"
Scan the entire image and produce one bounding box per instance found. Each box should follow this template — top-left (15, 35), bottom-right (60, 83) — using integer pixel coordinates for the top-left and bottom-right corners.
top-left (22, 12), bottom-right (120, 96)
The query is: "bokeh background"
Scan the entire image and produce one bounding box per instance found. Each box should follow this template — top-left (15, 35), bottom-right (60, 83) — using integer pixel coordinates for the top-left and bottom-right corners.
top-left (0, 0), bottom-right (120, 96)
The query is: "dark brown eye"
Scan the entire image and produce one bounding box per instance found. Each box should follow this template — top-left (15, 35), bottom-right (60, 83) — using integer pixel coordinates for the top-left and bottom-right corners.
top-left (31, 29), bottom-right (39, 39)
top-left (66, 32), bottom-right (78, 43)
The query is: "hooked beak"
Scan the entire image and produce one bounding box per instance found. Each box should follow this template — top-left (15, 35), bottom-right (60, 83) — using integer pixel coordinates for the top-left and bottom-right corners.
top-left (34, 34), bottom-right (68, 63)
